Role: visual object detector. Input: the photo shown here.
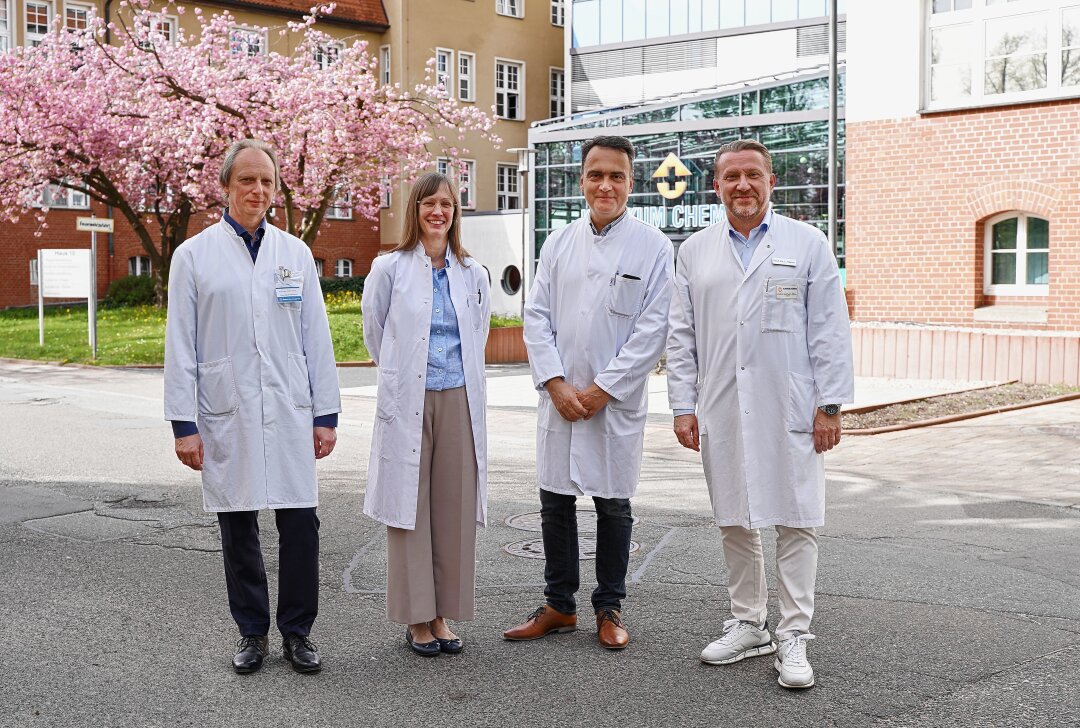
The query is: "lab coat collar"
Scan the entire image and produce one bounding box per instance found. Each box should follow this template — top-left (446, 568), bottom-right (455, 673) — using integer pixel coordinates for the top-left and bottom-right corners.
top-left (724, 204), bottom-right (776, 281)
top-left (410, 243), bottom-right (459, 269)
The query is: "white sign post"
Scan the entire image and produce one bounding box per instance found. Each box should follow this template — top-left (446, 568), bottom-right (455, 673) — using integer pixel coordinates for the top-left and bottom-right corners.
top-left (76, 216), bottom-right (114, 359)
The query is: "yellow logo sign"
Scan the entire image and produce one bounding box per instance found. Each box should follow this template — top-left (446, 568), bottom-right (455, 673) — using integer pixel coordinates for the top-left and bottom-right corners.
top-left (652, 153), bottom-right (692, 200)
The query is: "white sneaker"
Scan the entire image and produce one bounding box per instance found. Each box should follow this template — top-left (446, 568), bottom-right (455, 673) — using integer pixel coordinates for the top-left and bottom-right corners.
top-left (775, 633), bottom-right (816, 689)
top-left (700, 619), bottom-right (777, 665)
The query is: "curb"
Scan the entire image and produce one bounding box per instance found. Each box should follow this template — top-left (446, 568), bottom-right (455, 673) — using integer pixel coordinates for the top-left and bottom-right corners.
top-left (845, 392), bottom-right (1080, 435)
top-left (844, 380), bottom-right (1018, 415)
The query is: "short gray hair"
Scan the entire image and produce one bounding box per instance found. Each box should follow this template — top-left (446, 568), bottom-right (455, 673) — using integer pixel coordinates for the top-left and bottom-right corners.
top-left (219, 138), bottom-right (280, 189)
top-left (713, 139), bottom-right (772, 175)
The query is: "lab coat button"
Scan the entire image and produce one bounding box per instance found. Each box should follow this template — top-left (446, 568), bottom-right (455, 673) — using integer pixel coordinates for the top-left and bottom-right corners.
top-left (740, 366), bottom-right (745, 370)
top-left (744, 410), bottom-right (749, 414)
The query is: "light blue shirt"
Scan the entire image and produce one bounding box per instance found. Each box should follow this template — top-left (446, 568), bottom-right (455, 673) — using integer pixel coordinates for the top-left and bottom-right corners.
top-left (728, 207), bottom-right (773, 270)
top-left (426, 258), bottom-right (466, 391)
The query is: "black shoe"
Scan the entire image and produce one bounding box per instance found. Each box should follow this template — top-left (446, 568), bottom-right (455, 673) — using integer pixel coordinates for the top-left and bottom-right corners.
top-left (282, 634), bottom-right (322, 673)
top-left (233, 635), bottom-right (269, 674)
top-left (436, 636), bottom-right (464, 655)
top-left (406, 628), bottom-right (441, 657)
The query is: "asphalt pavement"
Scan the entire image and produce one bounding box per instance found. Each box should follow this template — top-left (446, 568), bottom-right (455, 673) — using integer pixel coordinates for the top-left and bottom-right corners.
top-left (0, 360), bottom-right (1077, 728)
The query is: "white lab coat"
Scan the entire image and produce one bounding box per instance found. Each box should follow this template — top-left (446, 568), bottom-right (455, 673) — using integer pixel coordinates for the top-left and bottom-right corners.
top-left (361, 246), bottom-right (490, 530)
top-left (525, 214), bottom-right (674, 499)
top-left (164, 218), bottom-right (341, 512)
top-left (666, 210), bottom-right (853, 529)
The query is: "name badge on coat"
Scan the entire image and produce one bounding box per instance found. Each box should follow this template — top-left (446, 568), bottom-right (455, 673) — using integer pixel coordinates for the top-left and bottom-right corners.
top-left (772, 257), bottom-right (797, 267)
top-left (775, 285), bottom-right (799, 299)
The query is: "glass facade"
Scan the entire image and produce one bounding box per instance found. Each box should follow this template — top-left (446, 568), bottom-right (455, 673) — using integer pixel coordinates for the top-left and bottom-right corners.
top-left (571, 0), bottom-right (846, 48)
top-left (530, 73), bottom-right (845, 268)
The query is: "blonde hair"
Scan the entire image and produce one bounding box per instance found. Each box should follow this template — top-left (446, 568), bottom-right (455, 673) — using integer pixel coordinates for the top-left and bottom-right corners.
top-left (713, 139), bottom-right (773, 175)
top-left (391, 172), bottom-right (470, 264)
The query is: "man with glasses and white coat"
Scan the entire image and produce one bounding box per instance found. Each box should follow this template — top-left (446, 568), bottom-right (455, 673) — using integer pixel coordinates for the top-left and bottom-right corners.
top-left (666, 139), bottom-right (853, 688)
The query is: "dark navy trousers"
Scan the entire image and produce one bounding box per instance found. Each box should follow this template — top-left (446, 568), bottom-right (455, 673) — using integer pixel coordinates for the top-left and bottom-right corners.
top-left (217, 507), bottom-right (320, 638)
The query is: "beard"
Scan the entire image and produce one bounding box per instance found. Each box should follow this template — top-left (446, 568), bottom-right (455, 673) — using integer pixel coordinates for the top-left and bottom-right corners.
top-left (727, 196), bottom-right (764, 219)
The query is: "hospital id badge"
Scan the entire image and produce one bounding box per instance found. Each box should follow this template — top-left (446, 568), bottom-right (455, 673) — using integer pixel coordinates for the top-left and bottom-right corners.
top-left (276, 267), bottom-right (302, 303)
top-left (775, 285), bottom-right (798, 300)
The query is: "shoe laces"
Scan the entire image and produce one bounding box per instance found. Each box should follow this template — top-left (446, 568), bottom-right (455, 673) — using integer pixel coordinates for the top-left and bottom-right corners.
top-left (780, 633), bottom-right (815, 667)
top-left (597, 608), bottom-right (623, 627)
top-left (236, 636), bottom-right (265, 652)
top-left (716, 618), bottom-right (758, 644)
top-left (526, 606), bottom-right (548, 622)
top-left (287, 635), bottom-right (317, 653)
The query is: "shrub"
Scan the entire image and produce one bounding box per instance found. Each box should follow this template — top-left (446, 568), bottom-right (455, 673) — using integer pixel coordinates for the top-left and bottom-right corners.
top-left (320, 276), bottom-right (365, 296)
top-left (105, 275), bottom-right (156, 308)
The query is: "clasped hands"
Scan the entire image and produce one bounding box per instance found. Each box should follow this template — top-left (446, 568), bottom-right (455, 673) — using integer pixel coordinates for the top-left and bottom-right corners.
top-left (545, 378), bottom-right (611, 422)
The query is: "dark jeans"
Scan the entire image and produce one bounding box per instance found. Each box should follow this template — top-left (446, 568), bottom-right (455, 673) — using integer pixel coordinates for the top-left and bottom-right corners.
top-left (217, 507), bottom-right (320, 638)
top-left (539, 489), bottom-right (633, 615)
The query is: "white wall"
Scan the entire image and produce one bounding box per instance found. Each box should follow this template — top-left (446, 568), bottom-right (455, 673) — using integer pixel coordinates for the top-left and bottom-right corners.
top-left (460, 212), bottom-right (525, 317)
top-left (846, 1), bottom-right (922, 122)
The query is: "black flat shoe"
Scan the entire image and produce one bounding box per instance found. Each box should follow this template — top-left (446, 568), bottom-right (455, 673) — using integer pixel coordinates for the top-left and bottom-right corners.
top-left (406, 628), bottom-right (441, 657)
top-left (233, 635), bottom-right (269, 674)
top-left (436, 637), bottom-right (463, 654)
top-left (283, 634), bottom-right (322, 674)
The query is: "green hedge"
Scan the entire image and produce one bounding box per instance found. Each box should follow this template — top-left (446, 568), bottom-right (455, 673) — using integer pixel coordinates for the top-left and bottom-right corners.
top-left (319, 276), bottom-right (365, 295)
top-left (105, 275), bottom-right (156, 308)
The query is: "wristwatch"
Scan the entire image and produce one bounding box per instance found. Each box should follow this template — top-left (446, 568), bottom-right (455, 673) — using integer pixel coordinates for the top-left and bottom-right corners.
top-left (818, 404), bottom-right (841, 416)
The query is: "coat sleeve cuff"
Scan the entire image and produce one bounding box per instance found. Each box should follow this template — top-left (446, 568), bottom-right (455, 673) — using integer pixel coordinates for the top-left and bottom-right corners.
top-left (170, 420), bottom-right (199, 438)
top-left (673, 409), bottom-right (695, 417)
top-left (313, 413), bottom-right (339, 428)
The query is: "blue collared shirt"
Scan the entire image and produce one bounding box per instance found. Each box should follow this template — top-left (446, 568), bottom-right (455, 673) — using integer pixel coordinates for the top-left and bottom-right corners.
top-left (223, 208), bottom-right (266, 262)
top-left (589, 210), bottom-right (628, 237)
top-left (728, 207), bottom-right (773, 270)
top-left (425, 257), bottom-right (466, 391)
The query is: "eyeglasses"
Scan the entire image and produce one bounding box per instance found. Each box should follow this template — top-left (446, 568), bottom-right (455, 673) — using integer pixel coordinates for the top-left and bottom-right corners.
top-left (419, 200), bottom-right (455, 213)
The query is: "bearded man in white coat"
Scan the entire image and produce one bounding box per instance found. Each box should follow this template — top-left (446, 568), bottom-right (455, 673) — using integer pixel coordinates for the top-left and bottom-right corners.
top-left (667, 139), bottom-right (853, 689)
top-left (164, 139), bottom-right (341, 675)
top-left (503, 136), bottom-right (673, 650)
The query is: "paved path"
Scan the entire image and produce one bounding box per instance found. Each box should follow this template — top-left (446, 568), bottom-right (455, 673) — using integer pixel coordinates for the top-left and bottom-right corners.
top-left (0, 361), bottom-right (1077, 727)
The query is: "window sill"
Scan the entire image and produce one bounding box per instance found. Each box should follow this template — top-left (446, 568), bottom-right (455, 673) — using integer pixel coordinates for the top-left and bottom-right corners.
top-left (973, 305), bottom-right (1047, 324)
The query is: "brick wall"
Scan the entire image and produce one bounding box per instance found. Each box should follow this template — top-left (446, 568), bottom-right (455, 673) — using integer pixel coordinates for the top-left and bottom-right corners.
top-left (846, 99), bottom-right (1080, 331)
top-left (3, 203), bottom-right (380, 309)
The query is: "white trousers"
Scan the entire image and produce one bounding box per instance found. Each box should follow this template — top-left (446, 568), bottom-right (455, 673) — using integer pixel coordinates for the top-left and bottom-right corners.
top-left (719, 525), bottom-right (818, 639)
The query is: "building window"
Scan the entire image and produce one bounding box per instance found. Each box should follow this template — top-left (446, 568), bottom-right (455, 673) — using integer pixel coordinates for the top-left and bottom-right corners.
top-left (460, 160), bottom-right (476, 209)
top-left (380, 44), bottom-right (391, 85)
top-left (495, 59), bottom-right (524, 120)
top-left (42, 183), bottom-right (89, 209)
top-left (496, 163), bottom-right (520, 210)
top-left (314, 42), bottom-right (342, 69)
top-left (128, 256), bottom-right (152, 277)
top-left (229, 26), bottom-right (265, 56)
top-left (25, 1), bottom-right (50, 47)
top-left (313, 258), bottom-right (324, 276)
top-left (458, 51), bottom-right (475, 101)
top-left (985, 212), bottom-right (1049, 295)
top-left (0, 1), bottom-right (10, 52)
top-left (984, 12), bottom-right (1048, 94)
top-left (137, 14), bottom-right (176, 49)
top-left (65, 2), bottom-right (90, 31)
top-left (551, 0), bottom-right (565, 27)
top-left (380, 176), bottom-right (392, 208)
top-left (326, 189), bottom-right (353, 220)
top-left (30, 258), bottom-right (39, 286)
top-left (496, 0), bottom-right (523, 19)
top-left (335, 258), bottom-right (353, 278)
top-left (932, 0), bottom-right (973, 11)
top-left (1064, 5), bottom-right (1080, 85)
top-left (550, 67), bottom-right (565, 118)
top-left (435, 47), bottom-right (453, 97)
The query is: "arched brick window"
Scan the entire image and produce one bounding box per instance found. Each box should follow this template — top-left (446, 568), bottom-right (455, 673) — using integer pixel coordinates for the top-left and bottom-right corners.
top-left (983, 211), bottom-right (1049, 295)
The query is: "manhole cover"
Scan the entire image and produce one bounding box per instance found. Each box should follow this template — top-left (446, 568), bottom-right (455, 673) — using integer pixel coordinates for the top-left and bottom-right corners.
top-left (1020, 425), bottom-right (1080, 438)
top-left (505, 510), bottom-right (641, 532)
top-left (503, 536), bottom-right (640, 560)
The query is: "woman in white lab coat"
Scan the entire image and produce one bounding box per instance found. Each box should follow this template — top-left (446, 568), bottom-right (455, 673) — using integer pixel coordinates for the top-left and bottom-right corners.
top-left (361, 172), bottom-right (490, 656)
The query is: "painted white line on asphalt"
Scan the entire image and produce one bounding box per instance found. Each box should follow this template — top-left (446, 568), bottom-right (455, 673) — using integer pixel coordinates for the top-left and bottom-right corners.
top-left (629, 526), bottom-right (678, 584)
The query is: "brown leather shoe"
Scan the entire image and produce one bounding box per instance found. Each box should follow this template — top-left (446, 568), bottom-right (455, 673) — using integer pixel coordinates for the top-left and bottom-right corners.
top-left (502, 605), bottom-right (577, 641)
top-left (596, 608), bottom-right (629, 650)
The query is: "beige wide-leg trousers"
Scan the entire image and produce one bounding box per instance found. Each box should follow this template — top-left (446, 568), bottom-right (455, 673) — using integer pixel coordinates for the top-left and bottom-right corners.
top-left (719, 525), bottom-right (818, 639)
top-left (386, 387), bottom-right (478, 625)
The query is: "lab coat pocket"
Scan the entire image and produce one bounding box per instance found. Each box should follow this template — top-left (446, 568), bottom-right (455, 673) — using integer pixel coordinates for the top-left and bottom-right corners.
top-left (196, 357), bottom-right (239, 416)
top-left (608, 276), bottom-right (645, 318)
top-left (276, 273), bottom-right (303, 311)
top-left (375, 367), bottom-right (401, 422)
top-left (288, 353), bottom-right (313, 409)
top-left (468, 293), bottom-right (483, 331)
top-left (761, 277), bottom-right (807, 333)
top-left (786, 372), bottom-right (817, 433)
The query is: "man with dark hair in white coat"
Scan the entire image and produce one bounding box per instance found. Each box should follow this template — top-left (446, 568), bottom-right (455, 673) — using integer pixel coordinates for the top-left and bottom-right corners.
top-left (667, 139), bottom-right (853, 689)
top-left (164, 139), bottom-right (340, 675)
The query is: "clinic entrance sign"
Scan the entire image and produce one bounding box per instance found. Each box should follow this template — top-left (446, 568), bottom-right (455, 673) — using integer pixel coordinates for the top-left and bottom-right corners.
top-left (38, 216), bottom-right (113, 358)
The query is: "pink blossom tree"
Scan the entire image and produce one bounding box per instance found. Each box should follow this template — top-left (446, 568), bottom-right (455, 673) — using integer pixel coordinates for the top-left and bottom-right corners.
top-left (0, 1), bottom-right (498, 301)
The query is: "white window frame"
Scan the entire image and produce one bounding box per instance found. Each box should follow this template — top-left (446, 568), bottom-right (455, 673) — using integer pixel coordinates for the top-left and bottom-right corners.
top-left (435, 47), bottom-right (454, 97)
top-left (64, 1), bottom-right (91, 32)
top-left (379, 176), bottom-right (392, 209)
top-left (0, 0), bottom-right (12, 52)
top-left (460, 159), bottom-right (476, 210)
top-left (496, 163), bottom-right (520, 210)
top-left (313, 258), bottom-right (324, 276)
top-left (138, 13), bottom-right (177, 49)
top-left (380, 44), bottom-right (391, 85)
top-left (128, 255), bottom-right (152, 277)
top-left (550, 0), bottom-right (565, 27)
top-left (325, 188), bottom-right (353, 220)
top-left (25, 0), bottom-right (51, 47)
top-left (496, 0), bottom-right (524, 19)
top-left (314, 40), bottom-right (343, 69)
top-left (228, 24), bottom-right (266, 56)
top-left (494, 57), bottom-right (525, 120)
top-left (334, 258), bottom-right (353, 278)
top-left (458, 50), bottom-right (475, 101)
top-left (42, 183), bottom-right (89, 209)
top-left (549, 66), bottom-right (565, 118)
top-left (983, 211), bottom-right (1050, 296)
top-left (30, 258), bottom-right (39, 286)
top-left (923, 0), bottom-right (1078, 111)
